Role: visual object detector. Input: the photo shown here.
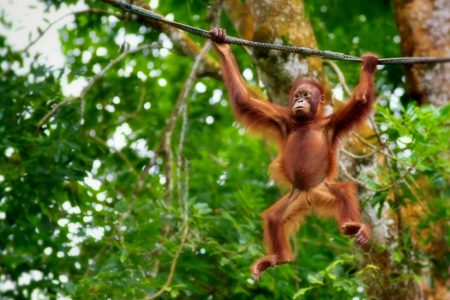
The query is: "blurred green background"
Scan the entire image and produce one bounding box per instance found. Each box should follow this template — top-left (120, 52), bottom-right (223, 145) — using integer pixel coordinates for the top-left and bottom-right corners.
top-left (0, 0), bottom-right (448, 299)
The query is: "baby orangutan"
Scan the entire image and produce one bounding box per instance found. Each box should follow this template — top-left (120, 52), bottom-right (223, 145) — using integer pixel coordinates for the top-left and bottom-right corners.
top-left (210, 28), bottom-right (378, 280)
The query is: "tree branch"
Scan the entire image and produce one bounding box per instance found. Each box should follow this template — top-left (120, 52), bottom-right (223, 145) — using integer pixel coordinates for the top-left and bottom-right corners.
top-left (35, 44), bottom-right (157, 132)
top-left (159, 41), bottom-right (212, 204)
top-left (324, 60), bottom-right (352, 97)
top-left (341, 147), bottom-right (376, 159)
top-left (20, 8), bottom-right (122, 52)
top-left (100, 0), bottom-right (221, 79)
top-left (142, 4), bottom-right (221, 296)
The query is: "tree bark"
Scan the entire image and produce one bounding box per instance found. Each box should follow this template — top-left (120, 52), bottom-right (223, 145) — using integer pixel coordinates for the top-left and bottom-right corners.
top-left (393, 1), bottom-right (450, 299)
top-left (223, 0), bottom-right (330, 105)
top-left (393, 0), bottom-right (450, 105)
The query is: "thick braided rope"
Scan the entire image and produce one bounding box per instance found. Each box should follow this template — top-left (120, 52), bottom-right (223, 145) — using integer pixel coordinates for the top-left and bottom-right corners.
top-left (103, 0), bottom-right (450, 65)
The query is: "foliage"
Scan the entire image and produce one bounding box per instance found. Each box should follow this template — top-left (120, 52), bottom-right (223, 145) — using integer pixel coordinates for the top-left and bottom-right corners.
top-left (0, 0), bottom-right (448, 299)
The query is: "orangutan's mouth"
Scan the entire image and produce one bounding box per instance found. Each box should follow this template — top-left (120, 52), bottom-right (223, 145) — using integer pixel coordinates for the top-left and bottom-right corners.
top-left (293, 103), bottom-right (306, 110)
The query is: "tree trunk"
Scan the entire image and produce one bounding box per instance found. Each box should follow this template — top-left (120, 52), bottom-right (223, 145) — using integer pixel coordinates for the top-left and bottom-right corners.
top-left (223, 0), bottom-right (330, 105)
top-left (393, 0), bottom-right (450, 105)
top-left (393, 1), bottom-right (450, 299)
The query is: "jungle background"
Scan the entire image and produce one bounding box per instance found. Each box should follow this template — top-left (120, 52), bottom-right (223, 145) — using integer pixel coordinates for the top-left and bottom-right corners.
top-left (0, 0), bottom-right (449, 299)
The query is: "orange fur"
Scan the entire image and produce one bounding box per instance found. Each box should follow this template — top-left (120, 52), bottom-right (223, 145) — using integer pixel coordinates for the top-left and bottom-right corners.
top-left (211, 29), bottom-right (378, 279)
top-left (261, 183), bottom-right (364, 263)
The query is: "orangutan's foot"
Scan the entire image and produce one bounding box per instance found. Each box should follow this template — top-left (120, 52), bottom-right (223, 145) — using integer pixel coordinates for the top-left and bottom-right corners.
top-left (342, 221), bottom-right (371, 244)
top-left (250, 255), bottom-right (290, 281)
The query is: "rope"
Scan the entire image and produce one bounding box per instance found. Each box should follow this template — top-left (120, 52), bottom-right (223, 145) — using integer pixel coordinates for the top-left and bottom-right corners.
top-left (102, 0), bottom-right (450, 65)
